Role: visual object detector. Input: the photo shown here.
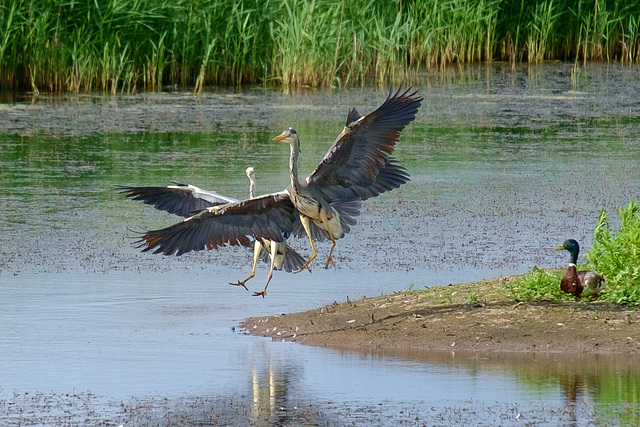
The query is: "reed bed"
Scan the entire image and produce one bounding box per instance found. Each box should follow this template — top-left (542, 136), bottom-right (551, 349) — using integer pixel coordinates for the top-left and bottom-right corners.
top-left (1, 0), bottom-right (639, 92)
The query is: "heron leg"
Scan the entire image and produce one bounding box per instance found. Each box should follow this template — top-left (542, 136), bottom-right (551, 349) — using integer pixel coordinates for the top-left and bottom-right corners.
top-left (253, 241), bottom-right (277, 298)
top-left (324, 231), bottom-right (336, 269)
top-left (230, 241), bottom-right (262, 291)
top-left (295, 216), bottom-right (316, 274)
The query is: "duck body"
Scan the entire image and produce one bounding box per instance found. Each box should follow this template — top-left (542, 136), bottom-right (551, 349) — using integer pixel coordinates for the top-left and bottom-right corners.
top-left (554, 239), bottom-right (605, 298)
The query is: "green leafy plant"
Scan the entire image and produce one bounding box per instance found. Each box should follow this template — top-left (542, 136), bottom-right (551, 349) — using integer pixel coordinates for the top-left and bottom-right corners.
top-left (509, 265), bottom-right (566, 302)
top-left (467, 291), bottom-right (479, 304)
top-left (2, 0), bottom-right (640, 92)
top-left (586, 201), bottom-right (640, 306)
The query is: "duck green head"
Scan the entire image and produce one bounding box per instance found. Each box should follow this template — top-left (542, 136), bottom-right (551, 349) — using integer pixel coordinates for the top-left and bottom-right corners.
top-left (554, 238), bottom-right (580, 265)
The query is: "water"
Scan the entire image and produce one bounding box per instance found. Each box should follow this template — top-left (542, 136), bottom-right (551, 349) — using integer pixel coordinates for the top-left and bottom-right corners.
top-left (1, 63), bottom-right (640, 425)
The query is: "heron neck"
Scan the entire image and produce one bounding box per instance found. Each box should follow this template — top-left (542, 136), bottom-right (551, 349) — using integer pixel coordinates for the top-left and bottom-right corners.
top-left (249, 180), bottom-right (255, 199)
top-left (289, 140), bottom-right (301, 192)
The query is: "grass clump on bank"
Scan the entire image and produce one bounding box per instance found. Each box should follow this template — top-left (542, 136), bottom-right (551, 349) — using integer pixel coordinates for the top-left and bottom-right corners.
top-left (587, 201), bottom-right (640, 305)
top-left (508, 267), bottom-right (566, 302)
top-left (509, 201), bottom-right (640, 306)
top-left (1, 0), bottom-right (640, 92)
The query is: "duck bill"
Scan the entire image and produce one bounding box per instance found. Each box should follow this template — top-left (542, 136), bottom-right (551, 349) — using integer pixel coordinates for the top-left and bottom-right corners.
top-left (553, 244), bottom-right (564, 251)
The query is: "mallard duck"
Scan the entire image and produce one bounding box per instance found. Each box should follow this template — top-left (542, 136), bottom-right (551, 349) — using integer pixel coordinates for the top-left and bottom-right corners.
top-left (554, 239), bottom-right (605, 298)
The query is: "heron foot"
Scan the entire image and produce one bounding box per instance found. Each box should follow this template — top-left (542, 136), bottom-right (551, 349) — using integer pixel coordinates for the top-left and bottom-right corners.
top-left (294, 263), bottom-right (312, 274)
top-left (324, 254), bottom-right (335, 269)
top-left (252, 290), bottom-right (266, 298)
top-left (229, 281), bottom-right (249, 291)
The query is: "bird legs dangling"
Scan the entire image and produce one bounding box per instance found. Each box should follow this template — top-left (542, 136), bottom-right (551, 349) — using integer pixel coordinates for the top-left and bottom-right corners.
top-left (295, 215), bottom-right (336, 273)
top-left (230, 241), bottom-right (264, 291)
top-left (252, 241), bottom-right (279, 298)
top-left (295, 216), bottom-right (317, 273)
top-left (324, 238), bottom-right (336, 269)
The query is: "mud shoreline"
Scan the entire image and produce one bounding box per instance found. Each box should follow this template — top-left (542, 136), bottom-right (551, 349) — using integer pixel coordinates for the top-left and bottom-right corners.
top-left (242, 276), bottom-right (640, 354)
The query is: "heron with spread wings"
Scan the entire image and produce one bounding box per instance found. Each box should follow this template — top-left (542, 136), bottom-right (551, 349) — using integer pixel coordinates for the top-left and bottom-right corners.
top-left (135, 87), bottom-right (422, 293)
top-left (119, 168), bottom-right (305, 296)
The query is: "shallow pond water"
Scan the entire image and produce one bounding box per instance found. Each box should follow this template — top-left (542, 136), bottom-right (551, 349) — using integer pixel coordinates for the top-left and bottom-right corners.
top-left (1, 63), bottom-right (640, 425)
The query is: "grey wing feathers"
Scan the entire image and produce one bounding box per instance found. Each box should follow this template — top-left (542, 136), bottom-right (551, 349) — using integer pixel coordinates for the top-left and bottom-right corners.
top-left (298, 158), bottom-right (409, 240)
top-left (137, 193), bottom-right (297, 256)
top-left (281, 245), bottom-right (306, 272)
top-left (308, 87), bottom-right (421, 193)
top-left (119, 182), bottom-right (237, 218)
top-left (257, 243), bottom-right (305, 272)
top-left (319, 157), bottom-right (410, 202)
top-left (256, 242), bottom-right (307, 272)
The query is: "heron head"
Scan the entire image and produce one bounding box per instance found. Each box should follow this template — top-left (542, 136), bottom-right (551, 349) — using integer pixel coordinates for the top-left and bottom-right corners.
top-left (273, 127), bottom-right (301, 153)
top-left (245, 166), bottom-right (255, 180)
top-left (272, 127), bottom-right (299, 149)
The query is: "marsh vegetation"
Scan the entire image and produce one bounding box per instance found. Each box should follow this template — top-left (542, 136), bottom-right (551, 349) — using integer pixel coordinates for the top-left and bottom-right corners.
top-left (2, 0), bottom-right (640, 93)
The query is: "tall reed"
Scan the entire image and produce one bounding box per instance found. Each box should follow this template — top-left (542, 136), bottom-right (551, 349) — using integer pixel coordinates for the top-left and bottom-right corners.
top-left (1, 0), bottom-right (639, 92)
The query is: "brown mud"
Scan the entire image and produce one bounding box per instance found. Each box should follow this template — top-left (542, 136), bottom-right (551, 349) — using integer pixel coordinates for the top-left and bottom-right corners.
top-left (242, 275), bottom-right (640, 354)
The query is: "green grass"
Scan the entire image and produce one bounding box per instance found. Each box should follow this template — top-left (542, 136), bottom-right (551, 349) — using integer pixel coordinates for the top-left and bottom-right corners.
top-left (511, 200), bottom-right (640, 306)
top-left (1, 0), bottom-right (640, 92)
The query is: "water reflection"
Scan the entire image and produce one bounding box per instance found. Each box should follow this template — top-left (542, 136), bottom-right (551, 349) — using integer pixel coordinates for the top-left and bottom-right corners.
top-left (365, 349), bottom-right (640, 425)
top-left (250, 353), bottom-right (306, 425)
top-left (1, 63), bottom-right (640, 424)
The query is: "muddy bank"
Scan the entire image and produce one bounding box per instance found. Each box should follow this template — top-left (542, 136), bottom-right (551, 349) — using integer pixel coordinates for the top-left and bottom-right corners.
top-left (242, 276), bottom-right (640, 354)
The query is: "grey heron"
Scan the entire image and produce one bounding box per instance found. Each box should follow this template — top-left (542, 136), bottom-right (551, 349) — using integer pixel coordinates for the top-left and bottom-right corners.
top-left (239, 166), bottom-right (305, 297)
top-left (136, 87), bottom-right (421, 277)
top-left (119, 170), bottom-right (305, 296)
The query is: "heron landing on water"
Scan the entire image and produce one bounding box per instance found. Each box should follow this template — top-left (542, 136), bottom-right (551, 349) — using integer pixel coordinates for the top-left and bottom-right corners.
top-left (134, 87), bottom-right (422, 296)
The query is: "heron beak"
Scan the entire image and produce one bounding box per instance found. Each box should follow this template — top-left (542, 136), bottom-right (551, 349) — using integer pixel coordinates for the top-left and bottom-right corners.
top-left (272, 131), bottom-right (290, 141)
top-left (553, 244), bottom-right (565, 251)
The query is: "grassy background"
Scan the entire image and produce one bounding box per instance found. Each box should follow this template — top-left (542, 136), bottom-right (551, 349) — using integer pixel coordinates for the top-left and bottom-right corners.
top-left (1, 0), bottom-right (639, 92)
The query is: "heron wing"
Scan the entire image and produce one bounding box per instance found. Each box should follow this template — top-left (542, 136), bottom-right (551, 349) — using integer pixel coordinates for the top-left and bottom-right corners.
top-left (281, 245), bottom-right (307, 273)
top-left (137, 192), bottom-right (297, 256)
top-left (119, 182), bottom-right (237, 218)
top-left (306, 87), bottom-right (421, 199)
top-left (325, 157), bottom-right (411, 202)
